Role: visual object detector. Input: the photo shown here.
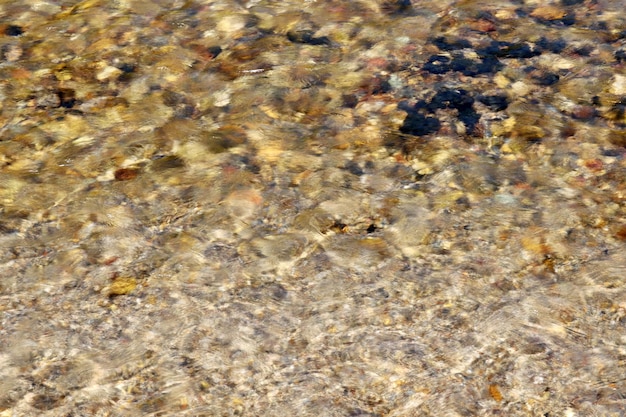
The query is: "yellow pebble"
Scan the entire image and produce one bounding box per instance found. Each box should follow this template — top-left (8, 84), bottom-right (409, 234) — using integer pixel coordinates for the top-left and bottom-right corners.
top-left (108, 277), bottom-right (137, 296)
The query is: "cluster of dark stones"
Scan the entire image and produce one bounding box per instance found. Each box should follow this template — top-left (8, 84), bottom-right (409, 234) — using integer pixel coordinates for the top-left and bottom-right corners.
top-left (398, 35), bottom-right (572, 139)
top-left (398, 88), bottom-right (509, 137)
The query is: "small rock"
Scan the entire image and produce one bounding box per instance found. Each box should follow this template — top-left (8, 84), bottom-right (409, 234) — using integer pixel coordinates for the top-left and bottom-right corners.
top-left (216, 15), bottom-right (246, 34)
top-left (4, 24), bottom-right (24, 36)
top-left (571, 105), bottom-right (596, 120)
top-left (530, 5), bottom-right (566, 21)
top-left (286, 30), bottom-right (331, 46)
top-left (114, 168), bottom-right (139, 181)
top-left (108, 277), bottom-right (137, 296)
top-left (610, 74), bottom-right (626, 95)
top-left (96, 65), bottom-right (122, 81)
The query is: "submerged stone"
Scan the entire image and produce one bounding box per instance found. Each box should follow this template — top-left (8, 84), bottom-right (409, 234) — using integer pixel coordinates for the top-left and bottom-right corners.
top-left (108, 277), bottom-right (137, 296)
top-left (423, 55), bottom-right (451, 74)
top-left (478, 40), bottom-right (541, 59)
top-left (458, 108), bottom-right (481, 133)
top-left (428, 88), bottom-right (474, 112)
top-left (478, 94), bottom-right (509, 111)
top-left (431, 36), bottom-right (472, 51)
top-left (399, 112), bottom-right (440, 136)
top-left (4, 25), bottom-right (23, 36)
top-left (536, 37), bottom-right (567, 53)
top-left (287, 30), bottom-right (331, 46)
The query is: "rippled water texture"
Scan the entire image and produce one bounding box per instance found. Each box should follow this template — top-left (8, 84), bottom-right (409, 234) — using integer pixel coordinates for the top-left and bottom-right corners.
top-left (0, 0), bottom-right (625, 416)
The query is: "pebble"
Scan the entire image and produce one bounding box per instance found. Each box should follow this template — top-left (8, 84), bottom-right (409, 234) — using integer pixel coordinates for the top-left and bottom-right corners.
top-left (4, 24), bottom-right (23, 36)
top-left (530, 6), bottom-right (567, 21)
top-left (494, 193), bottom-right (517, 205)
top-left (610, 74), bottom-right (626, 95)
top-left (224, 189), bottom-right (263, 222)
top-left (216, 14), bottom-right (247, 35)
top-left (108, 277), bottom-right (137, 296)
top-left (96, 65), bottom-right (122, 81)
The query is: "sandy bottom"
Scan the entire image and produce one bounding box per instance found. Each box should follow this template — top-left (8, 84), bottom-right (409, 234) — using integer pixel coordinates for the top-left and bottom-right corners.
top-left (0, 0), bottom-right (625, 415)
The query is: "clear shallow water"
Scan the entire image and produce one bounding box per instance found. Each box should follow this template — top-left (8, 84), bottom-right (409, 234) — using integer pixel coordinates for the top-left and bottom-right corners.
top-left (0, 1), bottom-right (625, 415)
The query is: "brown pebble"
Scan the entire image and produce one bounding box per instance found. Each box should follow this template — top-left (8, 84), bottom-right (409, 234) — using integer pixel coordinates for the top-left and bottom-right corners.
top-left (607, 130), bottom-right (626, 147)
top-left (489, 384), bottom-right (503, 402)
top-left (114, 168), bottom-right (139, 181)
top-left (614, 225), bottom-right (626, 241)
top-left (583, 159), bottom-right (603, 172)
top-left (470, 18), bottom-right (496, 32)
top-left (530, 5), bottom-right (566, 21)
top-left (571, 105), bottom-right (596, 120)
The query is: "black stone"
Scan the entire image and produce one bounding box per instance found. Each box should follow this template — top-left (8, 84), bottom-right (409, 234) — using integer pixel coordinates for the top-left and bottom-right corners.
top-left (601, 149), bottom-right (623, 157)
top-left (514, 8), bottom-right (529, 17)
top-left (458, 108), bottom-right (481, 132)
top-left (449, 54), bottom-right (502, 76)
top-left (207, 45), bottom-right (222, 58)
top-left (331, 221), bottom-right (348, 232)
top-left (117, 63), bottom-right (136, 73)
top-left (366, 224), bottom-right (378, 233)
top-left (428, 89), bottom-right (474, 112)
top-left (400, 112), bottom-right (440, 136)
top-left (431, 36), bottom-right (472, 51)
top-left (478, 94), bottom-right (509, 111)
top-left (533, 72), bottom-right (560, 86)
top-left (397, 100), bottom-right (415, 113)
top-left (413, 99), bottom-right (429, 111)
top-left (345, 161), bottom-right (364, 176)
top-left (389, 0), bottom-right (413, 14)
top-left (616, 49), bottom-right (626, 63)
top-left (561, 0), bottom-right (583, 4)
top-left (342, 93), bottom-right (359, 108)
top-left (573, 45), bottom-right (594, 56)
top-left (560, 12), bottom-right (576, 26)
top-left (287, 30), bottom-right (331, 46)
top-left (116, 63), bottom-right (136, 82)
top-left (456, 196), bottom-right (471, 208)
top-left (478, 40), bottom-right (540, 59)
top-left (449, 56), bottom-right (476, 74)
top-left (423, 55), bottom-right (451, 74)
top-left (57, 88), bottom-right (77, 108)
top-left (4, 25), bottom-right (23, 36)
top-left (536, 37), bottom-right (567, 54)
top-left (474, 55), bottom-right (503, 74)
